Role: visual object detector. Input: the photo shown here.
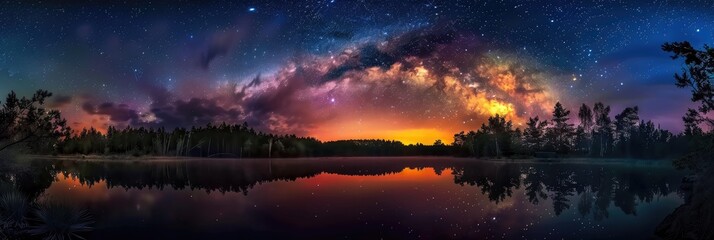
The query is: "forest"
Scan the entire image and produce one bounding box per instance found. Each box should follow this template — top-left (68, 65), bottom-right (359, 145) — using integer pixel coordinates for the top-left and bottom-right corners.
top-left (0, 88), bottom-right (699, 159)
top-left (451, 102), bottom-right (702, 159)
top-left (54, 101), bottom-right (701, 159)
top-left (57, 123), bottom-right (450, 158)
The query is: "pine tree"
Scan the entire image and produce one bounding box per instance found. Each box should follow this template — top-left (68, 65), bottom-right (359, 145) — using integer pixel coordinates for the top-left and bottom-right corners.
top-left (547, 102), bottom-right (575, 154)
top-left (478, 115), bottom-right (514, 157)
top-left (0, 90), bottom-right (71, 153)
top-left (614, 106), bottom-right (640, 156)
top-left (523, 116), bottom-right (548, 153)
top-left (683, 109), bottom-right (704, 136)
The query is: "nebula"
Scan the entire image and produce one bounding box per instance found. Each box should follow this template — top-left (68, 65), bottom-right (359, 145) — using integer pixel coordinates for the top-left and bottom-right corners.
top-left (74, 28), bottom-right (562, 144)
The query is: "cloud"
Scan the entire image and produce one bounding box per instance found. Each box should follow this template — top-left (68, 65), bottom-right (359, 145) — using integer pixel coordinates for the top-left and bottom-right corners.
top-left (198, 31), bottom-right (240, 70)
top-left (151, 97), bottom-right (242, 128)
top-left (48, 94), bottom-right (72, 108)
top-left (82, 102), bottom-right (140, 123)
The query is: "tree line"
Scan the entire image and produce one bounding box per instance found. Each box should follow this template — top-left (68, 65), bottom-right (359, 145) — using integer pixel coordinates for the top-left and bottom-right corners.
top-left (55, 123), bottom-right (451, 157)
top-left (453, 101), bottom-right (700, 159)
top-left (54, 100), bottom-right (700, 159)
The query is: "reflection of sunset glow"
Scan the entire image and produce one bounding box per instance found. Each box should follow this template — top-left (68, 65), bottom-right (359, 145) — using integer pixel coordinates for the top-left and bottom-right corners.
top-left (36, 159), bottom-right (686, 239)
top-left (42, 173), bottom-right (110, 201)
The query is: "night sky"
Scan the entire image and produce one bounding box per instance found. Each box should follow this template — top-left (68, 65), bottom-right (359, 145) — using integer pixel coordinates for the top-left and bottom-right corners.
top-left (1, 1), bottom-right (713, 144)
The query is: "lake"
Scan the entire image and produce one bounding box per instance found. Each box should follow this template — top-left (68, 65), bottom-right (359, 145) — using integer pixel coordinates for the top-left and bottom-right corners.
top-left (5, 157), bottom-right (686, 239)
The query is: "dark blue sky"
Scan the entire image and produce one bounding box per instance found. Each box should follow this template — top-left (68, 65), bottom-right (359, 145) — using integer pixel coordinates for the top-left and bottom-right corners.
top-left (1, 0), bottom-right (712, 137)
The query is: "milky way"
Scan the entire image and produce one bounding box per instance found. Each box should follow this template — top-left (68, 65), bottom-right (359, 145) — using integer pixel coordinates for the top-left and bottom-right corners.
top-left (1, 1), bottom-right (713, 143)
top-left (74, 27), bottom-right (564, 143)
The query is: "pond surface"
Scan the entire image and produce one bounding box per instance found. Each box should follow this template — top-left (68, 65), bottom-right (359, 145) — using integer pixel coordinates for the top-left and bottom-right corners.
top-left (15, 157), bottom-right (686, 239)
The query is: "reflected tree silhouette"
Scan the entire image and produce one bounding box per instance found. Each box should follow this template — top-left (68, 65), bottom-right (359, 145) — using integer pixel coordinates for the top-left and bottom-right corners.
top-left (577, 187), bottom-right (593, 216)
top-left (451, 161), bottom-right (683, 219)
top-left (523, 166), bottom-right (548, 205)
top-left (4, 158), bottom-right (685, 223)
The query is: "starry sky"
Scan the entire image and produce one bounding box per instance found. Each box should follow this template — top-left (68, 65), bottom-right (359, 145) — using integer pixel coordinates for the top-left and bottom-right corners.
top-left (1, 1), bottom-right (713, 144)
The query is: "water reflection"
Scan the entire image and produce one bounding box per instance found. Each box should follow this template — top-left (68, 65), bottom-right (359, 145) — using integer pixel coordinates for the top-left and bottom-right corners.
top-left (452, 162), bottom-right (681, 218)
top-left (2, 158), bottom-right (687, 239)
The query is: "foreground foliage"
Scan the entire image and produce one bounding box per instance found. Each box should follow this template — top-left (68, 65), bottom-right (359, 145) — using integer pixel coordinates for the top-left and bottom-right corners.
top-left (0, 90), bottom-right (71, 154)
top-left (0, 189), bottom-right (92, 240)
top-left (654, 41), bottom-right (714, 240)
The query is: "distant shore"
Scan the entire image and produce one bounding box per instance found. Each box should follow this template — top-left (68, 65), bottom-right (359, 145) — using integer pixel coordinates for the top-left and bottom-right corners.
top-left (20, 154), bottom-right (676, 165)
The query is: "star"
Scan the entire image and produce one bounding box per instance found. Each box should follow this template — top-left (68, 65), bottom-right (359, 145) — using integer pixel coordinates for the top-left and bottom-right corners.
top-left (3, 0), bottom-right (710, 140)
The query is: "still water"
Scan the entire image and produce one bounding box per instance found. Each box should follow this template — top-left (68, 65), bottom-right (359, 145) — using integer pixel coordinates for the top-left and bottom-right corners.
top-left (17, 157), bottom-right (686, 239)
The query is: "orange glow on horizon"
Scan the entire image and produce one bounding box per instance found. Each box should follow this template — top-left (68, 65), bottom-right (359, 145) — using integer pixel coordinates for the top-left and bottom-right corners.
top-left (311, 126), bottom-right (453, 145)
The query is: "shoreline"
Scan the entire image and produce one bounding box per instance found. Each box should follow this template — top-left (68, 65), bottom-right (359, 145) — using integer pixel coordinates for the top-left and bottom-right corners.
top-left (20, 154), bottom-right (676, 165)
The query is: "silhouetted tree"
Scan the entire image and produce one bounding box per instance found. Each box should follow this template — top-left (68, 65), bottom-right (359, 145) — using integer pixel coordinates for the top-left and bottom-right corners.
top-left (0, 90), bottom-right (70, 154)
top-left (614, 106), bottom-right (640, 157)
top-left (523, 116), bottom-right (548, 153)
top-left (592, 102), bottom-right (613, 157)
top-left (475, 115), bottom-right (515, 157)
top-left (453, 131), bottom-right (476, 157)
top-left (662, 41), bottom-right (714, 171)
top-left (662, 42), bottom-right (714, 127)
top-left (683, 109), bottom-right (704, 136)
top-left (657, 41), bottom-right (714, 240)
top-left (577, 104), bottom-right (594, 154)
top-left (546, 102), bottom-right (575, 154)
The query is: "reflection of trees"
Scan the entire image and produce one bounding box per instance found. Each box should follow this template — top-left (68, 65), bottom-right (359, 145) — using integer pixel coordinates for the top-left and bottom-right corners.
top-left (0, 160), bottom-right (55, 199)
top-left (577, 188), bottom-right (593, 216)
top-left (452, 163), bottom-right (521, 203)
top-left (48, 158), bottom-right (456, 195)
top-left (0, 160), bottom-right (95, 239)
top-left (452, 162), bottom-right (683, 219)
top-left (546, 169), bottom-right (576, 215)
top-left (523, 167), bottom-right (548, 205)
top-left (593, 175), bottom-right (614, 220)
top-left (8, 158), bottom-right (684, 220)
